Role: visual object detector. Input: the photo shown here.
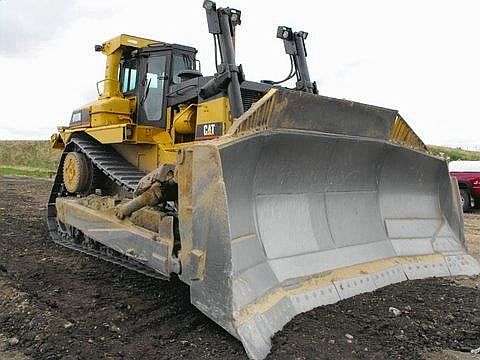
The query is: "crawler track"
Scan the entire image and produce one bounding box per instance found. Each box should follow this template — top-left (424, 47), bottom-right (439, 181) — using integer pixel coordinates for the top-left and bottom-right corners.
top-left (46, 134), bottom-right (167, 280)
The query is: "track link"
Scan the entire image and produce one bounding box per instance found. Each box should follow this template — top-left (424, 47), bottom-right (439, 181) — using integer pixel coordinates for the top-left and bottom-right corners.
top-left (71, 136), bottom-right (145, 192)
top-left (46, 134), bottom-right (167, 280)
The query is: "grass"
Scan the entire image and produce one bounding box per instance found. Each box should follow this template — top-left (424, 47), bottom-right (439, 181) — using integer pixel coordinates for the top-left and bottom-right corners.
top-left (0, 141), bottom-right (60, 179)
top-left (1, 140), bottom-right (480, 179)
top-left (0, 165), bottom-right (55, 178)
top-left (427, 145), bottom-right (480, 161)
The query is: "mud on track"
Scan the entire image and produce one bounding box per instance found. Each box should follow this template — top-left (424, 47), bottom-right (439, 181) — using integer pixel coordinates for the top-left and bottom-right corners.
top-left (1, 175), bottom-right (480, 360)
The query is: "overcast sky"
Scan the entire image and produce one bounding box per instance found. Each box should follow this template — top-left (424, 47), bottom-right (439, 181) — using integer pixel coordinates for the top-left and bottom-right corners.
top-left (0, 0), bottom-right (479, 145)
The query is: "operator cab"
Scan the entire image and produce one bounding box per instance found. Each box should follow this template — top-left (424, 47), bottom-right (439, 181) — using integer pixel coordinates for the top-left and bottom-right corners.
top-left (119, 43), bottom-right (199, 128)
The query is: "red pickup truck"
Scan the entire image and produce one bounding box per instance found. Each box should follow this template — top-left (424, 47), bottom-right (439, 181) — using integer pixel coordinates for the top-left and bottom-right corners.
top-left (449, 161), bottom-right (480, 212)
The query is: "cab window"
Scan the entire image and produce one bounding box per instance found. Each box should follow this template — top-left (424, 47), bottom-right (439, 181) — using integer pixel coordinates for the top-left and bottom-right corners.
top-left (120, 59), bottom-right (137, 93)
top-left (172, 54), bottom-right (195, 84)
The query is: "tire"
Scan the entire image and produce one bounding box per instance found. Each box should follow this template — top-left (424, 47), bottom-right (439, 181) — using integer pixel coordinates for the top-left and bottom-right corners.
top-left (460, 188), bottom-right (471, 212)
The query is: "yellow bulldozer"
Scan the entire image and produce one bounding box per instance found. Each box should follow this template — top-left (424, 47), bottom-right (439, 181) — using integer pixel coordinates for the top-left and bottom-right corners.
top-left (47, 1), bottom-right (480, 358)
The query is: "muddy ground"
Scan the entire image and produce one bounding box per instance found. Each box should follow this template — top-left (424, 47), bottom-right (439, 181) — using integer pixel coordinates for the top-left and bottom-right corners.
top-left (1, 176), bottom-right (480, 360)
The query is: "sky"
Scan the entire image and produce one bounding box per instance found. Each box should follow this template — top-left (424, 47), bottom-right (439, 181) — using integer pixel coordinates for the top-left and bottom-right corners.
top-left (0, 0), bottom-right (479, 145)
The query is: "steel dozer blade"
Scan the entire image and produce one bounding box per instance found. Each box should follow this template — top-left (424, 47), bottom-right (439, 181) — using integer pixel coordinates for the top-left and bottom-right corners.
top-left (176, 88), bottom-right (480, 359)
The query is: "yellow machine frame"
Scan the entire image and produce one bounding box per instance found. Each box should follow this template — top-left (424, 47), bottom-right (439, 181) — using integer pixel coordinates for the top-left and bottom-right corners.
top-left (52, 34), bottom-right (233, 173)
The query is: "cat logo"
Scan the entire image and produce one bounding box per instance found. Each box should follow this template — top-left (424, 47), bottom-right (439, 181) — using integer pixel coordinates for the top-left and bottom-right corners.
top-left (203, 123), bottom-right (216, 136)
top-left (195, 122), bottom-right (223, 140)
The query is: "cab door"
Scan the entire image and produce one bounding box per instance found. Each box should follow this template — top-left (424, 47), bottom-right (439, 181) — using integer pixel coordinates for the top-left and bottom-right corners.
top-left (137, 53), bottom-right (170, 128)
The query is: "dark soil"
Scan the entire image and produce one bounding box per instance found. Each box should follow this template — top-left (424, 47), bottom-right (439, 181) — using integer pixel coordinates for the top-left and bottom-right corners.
top-left (1, 176), bottom-right (480, 360)
top-left (270, 278), bottom-right (480, 360)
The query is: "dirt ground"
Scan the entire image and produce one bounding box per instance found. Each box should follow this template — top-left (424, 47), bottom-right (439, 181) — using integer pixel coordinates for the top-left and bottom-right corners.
top-left (1, 176), bottom-right (480, 360)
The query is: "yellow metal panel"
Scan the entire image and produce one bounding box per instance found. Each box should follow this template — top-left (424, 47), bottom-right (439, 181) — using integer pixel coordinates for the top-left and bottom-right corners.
top-left (228, 89), bottom-right (276, 136)
top-left (132, 126), bottom-right (163, 144)
top-left (56, 124), bottom-right (170, 147)
top-left (101, 34), bottom-right (160, 56)
top-left (100, 35), bottom-right (160, 98)
top-left (86, 124), bottom-right (162, 145)
top-left (58, 128), bottom-right (87, 145)
top-left (152, 130), bottom-right (174, 146)
top-left (158, 147), bottom-right (177, 165)
top-left (197, 96), bottom-right (231, 131)
top-left (127, 96), bottom-right (137, 114)
top-left (173, 104), bottom-right (197, 134)
top-left (86, 126), bottom-right (126, 144)
top-left (90, 97), bottom-right (132, 127)
top-left (101, 50), bottom-right (123, 99)
top-left (388, 115), bottom-right (427, 152)
top-left (152, 130), bottom-right (176, 165)
top-left (112, 144), bottom-right (158, 173)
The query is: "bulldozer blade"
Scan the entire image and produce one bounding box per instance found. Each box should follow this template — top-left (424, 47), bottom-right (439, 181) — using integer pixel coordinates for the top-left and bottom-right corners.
top-left (176, 88), bottom-right (480, 359)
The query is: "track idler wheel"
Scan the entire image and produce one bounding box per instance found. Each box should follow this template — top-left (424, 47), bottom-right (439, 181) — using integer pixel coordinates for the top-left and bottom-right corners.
top-left (63, 152), bottom-right (91, 194)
